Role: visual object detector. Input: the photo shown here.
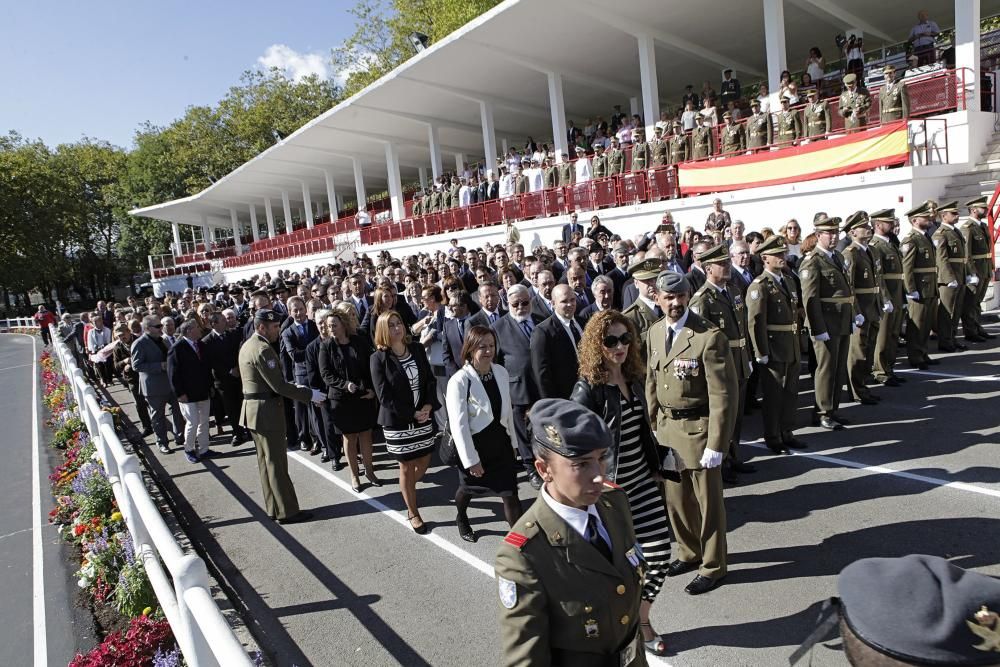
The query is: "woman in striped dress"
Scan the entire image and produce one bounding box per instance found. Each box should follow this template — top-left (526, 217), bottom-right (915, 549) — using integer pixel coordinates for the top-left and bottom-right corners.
top-left (571, 309), bottom-right (673, 657)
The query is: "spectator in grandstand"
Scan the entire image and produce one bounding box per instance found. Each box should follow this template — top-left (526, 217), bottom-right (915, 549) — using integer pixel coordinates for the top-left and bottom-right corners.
top-left (701, 80), bottom-right (717, 105)
top-left (805, 47), bottom-right (826, 82)
top-left (720, 68), bottom-right (741, 107)
top-left (783, 81), bottom-right (802, 105)
top-left (842, 35), bottom-right (865, 80)
top-left (681, 84), bottom-right (700, 110)
top-left (700, 96), bottom-right (718, 127)
top-left (706, 198), bottom-right (733, 232)
top-left (909, 10), bottom-right (940, 66)
top-left (781, 219), bottom-right (804, 259)
top-left (681, 100), bottom-right (699, 132)
top-left (756, 82), bottom-right (772, 114)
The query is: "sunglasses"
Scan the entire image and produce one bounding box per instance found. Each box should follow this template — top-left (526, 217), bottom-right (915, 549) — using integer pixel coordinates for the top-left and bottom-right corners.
top-left (508, 300), bottom-right (530, 308)
top-left (149, 324), bottom-right (163, 329)
top-left (602, 332), bottom-right (633, 348)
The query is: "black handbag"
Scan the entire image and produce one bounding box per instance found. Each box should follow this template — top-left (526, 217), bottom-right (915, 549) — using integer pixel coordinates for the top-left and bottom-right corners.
top-left (438, 380), bottom-right (471, 467)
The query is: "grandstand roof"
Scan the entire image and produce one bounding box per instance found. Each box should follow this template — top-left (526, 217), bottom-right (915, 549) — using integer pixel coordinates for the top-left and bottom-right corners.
top-left (132, 0), bottom-right (999, 228)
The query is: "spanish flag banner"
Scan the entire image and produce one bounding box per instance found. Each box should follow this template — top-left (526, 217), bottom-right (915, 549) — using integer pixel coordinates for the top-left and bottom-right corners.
top-left (677, 121), bottom-right (909, 195)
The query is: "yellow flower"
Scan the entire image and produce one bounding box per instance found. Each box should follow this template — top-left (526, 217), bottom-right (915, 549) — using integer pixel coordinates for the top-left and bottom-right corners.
top-left (142, 607), bottom-right (153, 617)
top-left (110, 511), bottom-right (123, 522)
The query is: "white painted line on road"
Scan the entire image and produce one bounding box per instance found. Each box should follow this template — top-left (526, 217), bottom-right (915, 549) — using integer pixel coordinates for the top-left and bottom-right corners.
top-left (0, 527), bottom-right (32, 542)
top-left (0, 363), bottom-right (34, 372)
top-left (897, 368), bottom-right (1000, 382)
top-left (27, 334), bottom-right (47, 667)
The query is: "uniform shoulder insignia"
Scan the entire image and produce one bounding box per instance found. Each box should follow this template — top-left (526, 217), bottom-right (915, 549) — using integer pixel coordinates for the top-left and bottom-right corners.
top-left (503, 531), bottom-right (529, 549)
top-left (690, 304), bottom-right (700, 314)
top-left (603, 480), bottom-right (622, 490)
top-left (749, 287), bottom-right (761, 300)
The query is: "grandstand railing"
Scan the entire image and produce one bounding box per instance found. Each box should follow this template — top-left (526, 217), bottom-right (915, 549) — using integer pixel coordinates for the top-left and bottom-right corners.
top-left (50, 328), bottom-right (253, 667)
top-left (0, 317), bottom-right (35, 331)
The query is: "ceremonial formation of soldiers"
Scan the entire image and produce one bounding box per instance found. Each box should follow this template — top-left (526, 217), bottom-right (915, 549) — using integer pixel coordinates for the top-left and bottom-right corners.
top-left (405, 65), bottom-right (910, 215)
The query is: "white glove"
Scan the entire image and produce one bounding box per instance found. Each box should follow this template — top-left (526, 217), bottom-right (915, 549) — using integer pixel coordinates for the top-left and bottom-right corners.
top-left (310, 389), bottom-right (325, 404)
top-left (699, 449), bottom-right (724, 469)
top-left (947, 280), bottom-right (959, 288)
top-left (968, 275), bottom-right (980, 285)
top-left (756, 355), bottom-right (769, 365)
top-left (906, 291), bottom-right (920, 301)
top-left (854, 314), bottom-right (865, 327)
top-left (813, 332), bottom-right (831, 342)
top-left (883, 302), bottom-right (894, 314)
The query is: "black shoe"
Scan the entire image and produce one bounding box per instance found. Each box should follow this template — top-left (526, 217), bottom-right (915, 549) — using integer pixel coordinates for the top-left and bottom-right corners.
top-left (721, 467), bottom-right (740, 484)
top-left (528, 471), bottom-right (543, 490)
top-left (158, 443), bottom-right (171, 454)
top-left (731, 460), bottom-right (757, 473)
top-left (881, 376), bottom-right (901, 387)
top-left (230, 435), bottom-right (242, 446)
top-left (784, 437), bottom-right (807, 450)
top-left (140, 427), bottom-right (153, 438)
top-left (819, 416), bottom-right (844, 430)
top-left (665, 559), bottom-right (700, 578)
top-left (332, 459), bottom-right (345, 471)
top-left (981, 331), bottom-right (996, 340)
top-left (309, 445), bottom-right (322, 456)
top-left (925, 357), bottom-right (940, 365)
top-left (893, 375), bottom-right (907, 383)
top-left (408, 513), bottom-right (428, 535)
top-left (830, 413), bottom-right (852, 425)
top-left (857, 396), bottom-right (879, 405)
top-left (966, 334), bottom-right (987, 343)
top-left (277, 510), bottom-right (314, 525)
top-left (365, 473), bottom-right (383, 488)
top-left (457, 517), bottom-right (476, 543)
top-left (320, 454), bottom-right (330, 463)
top-left (299, 443), bottom-right (310, 451)
top-left (765, 440), bottom-right (790, 455)
top-left (956, 343), bottom-right (968, 351)
top-left (685, 574), bottom-right (721, 595)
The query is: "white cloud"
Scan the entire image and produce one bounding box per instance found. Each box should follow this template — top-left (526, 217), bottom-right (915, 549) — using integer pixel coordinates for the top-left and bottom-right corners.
top-left (332, 47), bottom-right (379, 89)
top-left (258, 44), bottom-right (330, 82)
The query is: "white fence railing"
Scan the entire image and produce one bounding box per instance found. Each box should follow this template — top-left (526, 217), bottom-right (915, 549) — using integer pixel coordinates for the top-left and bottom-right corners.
top-left (0, 317), bottom-right (35, 330)
top-left (49, 326), bottom-right (253, 667)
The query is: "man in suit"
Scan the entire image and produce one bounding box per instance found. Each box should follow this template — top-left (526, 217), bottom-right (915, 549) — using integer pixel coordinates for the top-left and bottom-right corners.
top-left (530, 284), bottom-right (582, 400)
top-left (578, 275), bottom-right (614, 325)
top-left (565, 266), bottom-right (593, 313)
top-left (442, 291), bottom-right (472, 379)
top-left (561, 212), bottom-right (584, 244)
top-left (686, 241), bottom-right (710, 292)
top-left (728, 241), bottom-right (756, 297)
top-left (280, 297), bottom-right (320, 453)
top-left (347, 273), bottom-right (372, 322)
top-left (606, 243), bottom-right (631, 309)
top-left (131, 314), bottom-right (184, 454)
top-left (167, 318), bottom-right (214, 462)
top-left (202, 311), bottom-right (247, 446)
top-left (467, 281), bottom-right (506, 329)
top-left (530, 270), bottom-right (556, 321)
top-left (494, 285), bottom-right (545, 489)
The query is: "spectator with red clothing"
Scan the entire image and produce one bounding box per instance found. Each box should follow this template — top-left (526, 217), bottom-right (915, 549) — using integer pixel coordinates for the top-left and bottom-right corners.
top-left (34, 305), bottom-right (56, 345)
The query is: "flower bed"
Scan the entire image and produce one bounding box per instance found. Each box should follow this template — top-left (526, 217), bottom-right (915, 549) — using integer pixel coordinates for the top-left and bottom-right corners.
top-left (41, 351), bottom-right (182, 666)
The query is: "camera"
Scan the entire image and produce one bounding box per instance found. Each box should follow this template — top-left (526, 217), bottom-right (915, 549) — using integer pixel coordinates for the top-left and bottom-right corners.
top-left (835, 34), bottom-right (846, 49)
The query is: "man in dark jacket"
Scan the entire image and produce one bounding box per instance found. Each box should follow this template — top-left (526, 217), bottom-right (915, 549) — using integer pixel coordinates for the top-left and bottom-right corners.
top-left (202, 312), bottom-right (247, 446)
top-left (530, 284), bottom-right (582, 400)
top-left (280, 297), bottom-right (319, 453)
top-left (167, 318), bottom-right (214, 462)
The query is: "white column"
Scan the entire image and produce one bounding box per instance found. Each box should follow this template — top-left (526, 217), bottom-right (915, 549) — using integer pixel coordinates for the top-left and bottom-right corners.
top-left (297, 206), bottom-right (305, 224)
top-left (200, 214), bottom-right (210, 249)
top-left (324, 169), bottom-right (339, 221)
top-left (418, 167), bottom-right (428, 191)
top-left (352, 158), bottom-right (367, 212)
top-left (301, 182), bottom-right (314, 229)
top-left (171, 222), bottom-right (182, 256)
top-left (629, 96), bottom-right (640, 118)
top-left (264, 198), bottom-right (276, 238)
top-left (547, 72), bottom-right (569, 162)
top-left (763, 0), bottom-right (788, 110)
top-left (637, 34), bottom-right (661, 136)
top-left (229, 208), bottom-right (244, 255)
top-left (336, 194), bottom-right (345, 211)
top-left (501, 137), bottom-right (509, 155)
top-left (480, 100), bottom-right (498, 175)
top-left (428, 125), bottom-right (443, 180)
top-left (454, 153), bottom-right (466, 174)
top-left (385, 143), bottom-right (404, 222)
top-left (956, 0), bottom-right (982, 112)
top-left (281, 190), bottom-right (293, 233)
top-left (249, 205), bottom-right (260, 243)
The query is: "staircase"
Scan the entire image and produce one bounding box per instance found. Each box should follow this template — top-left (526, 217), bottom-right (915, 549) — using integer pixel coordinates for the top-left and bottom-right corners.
top-left (938, 126), bottom-right (1000, 205)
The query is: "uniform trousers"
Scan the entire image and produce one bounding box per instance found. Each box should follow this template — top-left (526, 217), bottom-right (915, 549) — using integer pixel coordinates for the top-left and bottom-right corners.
top-left (145, 393), bottom-right (185, 447)
top-left (906, 296), bottom-right (938, 364)
top-left (760, 359), bottom-right (799, 442)
top-left (961, 278), bottom-right (990, 337)
top-left (178, 399), bottom-right (211, 455)
top-left (812, 333), bottom-right (850, 416)
top-left (874, 307), bottom-right (903, 380)
top-left (937, 284), bottom-right (965, 349)
top-left (727, 377), bottom-right (747, 460)
top-left (250, 429), bottom-right (299, 520)
top-left (847, 319), bottom-right (879, 399)
top-left (665, 466), bottom-right (727, 579)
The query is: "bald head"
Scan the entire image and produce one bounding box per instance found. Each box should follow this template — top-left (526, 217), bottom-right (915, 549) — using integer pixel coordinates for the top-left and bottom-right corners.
top-left (551, 284), bottom-right (578, 320)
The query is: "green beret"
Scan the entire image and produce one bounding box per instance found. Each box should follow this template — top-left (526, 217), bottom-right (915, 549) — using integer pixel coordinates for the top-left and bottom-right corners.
top-left (757, 235), bottom-right (787, 256)
top-left (628, 257), bottom-right (665, 280)
top-left (842, 210), bottom-right (870, 233)
top-left (529, 398), bottom-right (611, 458)
top-left (655, 270), bottom-right (690, 294)
top-left (254, 309), bottom-right (282, 324)
top-left (869, 208), bottom-right (895, 222)
top-left (966, 196), bottom-right (988, 209)
top-left (695, 242), bottom-right (730, 265)
top-left (937, 200), bottom-right (959, 214)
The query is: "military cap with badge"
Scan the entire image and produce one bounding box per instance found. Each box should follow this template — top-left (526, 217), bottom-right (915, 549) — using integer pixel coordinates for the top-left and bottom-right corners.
top-left (628, 257), bottom-right (666, 280)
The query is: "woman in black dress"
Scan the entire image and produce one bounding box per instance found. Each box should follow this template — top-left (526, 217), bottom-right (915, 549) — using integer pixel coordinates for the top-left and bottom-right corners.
top-left (319, 309), bottom-right (380, 492)
top-left (370, 311), bottom-right (439, 534)
top-left (444, 326), bottom-right (522, 543)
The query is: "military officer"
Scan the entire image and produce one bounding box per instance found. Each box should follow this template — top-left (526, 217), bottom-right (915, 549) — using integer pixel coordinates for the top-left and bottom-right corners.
top-left (900, 202), bottom-right (940, 369)
top-left (650, 126), bottom-right (668, 168)
top-left (557, 155), bottom-right (574, 187)
top-left (645, 271), bottom-right (738, 595)
top-left (869, 209), bottom-right (906, 385)
top-left (449, 176), bottom-right (461, 209)
top-left (838, 73), bottom-right (871, 132)
top-left (239, 309), bottom-right (323, 524)
top-left (426, 187), bottom-right (440, 213)
top-left (775, 97), bottom-right (801, 146)
top-left (959, 196), bottom-right (995, 341)
top-left (878, 64), bottom-right (910, 123)
top-left (607, 137), bottom-right (626, 176)
top-left (841, 211), bottom-right (884, 404)
top-left (933, 201), bottom-right (970, 352)
top-left (543, 154), bottom-right (557, 190)
top-left (688, 244), bottom-right (756, 482)
top-left (745, 99), bottom-right (772, 151)
top-left (746, 236), bottom-right (805, 454)
top-left (719, 111), bottom-right (746, 155)
top-left (630, 128), bottom-right (651, 173)
top-left (515, 159), bottom-right (530, 194)
top-left (691, 114), bottom-right (714, 159)
top-left (800, 214), bottom-right (859, 430)
top-left (592, 143), bottom-right (608, 179)
top-left (668, 121), bottom-right (690, 164)
top-left (495, 398), bottom-right (647, 667)
top-left (411, 192), bottom-right (422, 217)
top-left (803, 89), bottom-right (831, 139)
top-left (622, 257), bottom-right (665, 355)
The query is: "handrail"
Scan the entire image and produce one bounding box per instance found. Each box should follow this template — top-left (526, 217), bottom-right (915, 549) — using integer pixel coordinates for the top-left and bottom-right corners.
top-left (0, 317), bottom-right (36, 330)
top-left (49, 326), bottom-right (253, 667)
top-left (987, 181), bottom-right (1000, 267)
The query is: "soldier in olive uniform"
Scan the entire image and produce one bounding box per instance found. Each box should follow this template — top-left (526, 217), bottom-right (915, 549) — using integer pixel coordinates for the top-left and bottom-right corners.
top-left (515, 159), bottom-right (530, 194)
top-left (591, 143), bottom-right (608, 179)
top-left (449, 176), bottom-right (461, 209)
top-left (688, 244), bottom-right (755, 482)
top-left (410, 192), bottom-right (422, 217)
top-left (869, 209), bottom-right (906, 385)
top-left (746, 236), bottom-right (805, 454)
top-left (691, 115), bottom-right (714, 159)
top-left (650, 126), bottom-right (668, 168)
top-left (719, 111), bottom-right (746, 155)
top-left (239, 309), bottom-right (321, 524)
top-left (645, 271), bottom-right (738, 595)
top-left (775, 97), bottom-right (802, 146)
top-left (800, 214), bottom-right (859, 430)
top-left (932, 201), bottom-right (969, 352)
top-left (668, 121), bottom-right (690, 164)
top-left (803, 89), bottom-right (831, 139)
top-left (959, 196), bottom-right (995, 341)
top-left (841, 212), bottom-right (885, 404)
top-left (607, 138), bottom-right (625, 176)
top-left (630, 128), bottom-right (651, 173)
top-left (495, 399), bottom-right (648, 667)
top-left (543, 155), bottom-right (557, 190)
top-left (428, 187), bottom-right (441, 213)
top-left (622, 258), bottom-right (665, 356)
top-left (900, 202), bottom-right (940, 369)
top-left (838, 73), bottom-right (871, 132)
top-left (745, 99), bottom-right (772, 151)
top-left (557, 155), bottom-right (574, 187)
top-left (879, 64), bottom-right (910, 123)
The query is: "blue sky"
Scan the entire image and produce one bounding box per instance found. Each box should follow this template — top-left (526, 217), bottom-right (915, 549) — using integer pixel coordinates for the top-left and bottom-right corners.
top-left (0, 1), bottom-right (357, 149)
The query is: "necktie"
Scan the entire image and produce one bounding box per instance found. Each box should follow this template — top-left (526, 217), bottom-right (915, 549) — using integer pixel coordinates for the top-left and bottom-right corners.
top-left (570, 321), bottom-right (581, 345)
top-left (193, 340), bottom-right (201, 360)
top-left (720, 288), bottom-right (731, 304)
top-left (520, 321), bottom-right (533, 338)
top-left (490, 312), bottom-right (497, 324)
top-left (586, 514), bottom-right (613, 562)
top-left (298, 323), bottom-right (306, 337)
top-left (666, 327), bottom-right (675, 353)
top-left (458, 318), bottom-right (466, 341)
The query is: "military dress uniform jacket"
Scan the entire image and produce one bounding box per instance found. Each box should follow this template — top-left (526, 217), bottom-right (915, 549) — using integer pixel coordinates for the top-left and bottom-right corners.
top-left (775, 110), bottom-right (801, 143)
top-left (746, 113), bottom-right (773, 148)
top-left (622, 297), bottom-right (661, 357)
top-left (799, 250), bottom-right (856, 337)
top-left (746, 272), bottom-right (801, 364)
top-left (841, 243), bottom-right (883, 324)
top-left (630, 142), bottom-right (650, 172)
top-left (839, 89), bottom-right (872, 129)
top-left (959, 218), bottom-right (993, 281)
top-left (495, 485), bottom-right (647, 667)
top-left (689, 284), bottom-right (751, 382)
top-left (932, 224), bottom-right (968, 286)
top-left (644, 312), bottom-right (739, 469)
top-left (649, 139), bottom-right (668, 167)
top-left (607, 149), bottom-right (625, 175)
top-left (803, 102), bottom-right (832, 138)
top-left (869, 237), bottom-right (904, 307)
top-left (720, 124), bottom-right (746, 155)
top-left (544, 166), bottom-right (557, 189)
top-left (557, 163), bottom-right (574, 187)
top-left (692, 127), bottom-right (714, 159)
top-left (592, 154), bottom-right (608, 179)
top-left (879, 81), bottom-right (910, 122)
top-left (238, 333), bottom-right (312, 433)
top-left (900, 231), bottom-right (938, 299)
top-left (668, 135), bottom-right (690, 164)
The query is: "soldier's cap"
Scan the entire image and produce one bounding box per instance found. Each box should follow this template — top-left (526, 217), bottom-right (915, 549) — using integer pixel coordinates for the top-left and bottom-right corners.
top-left (575, 145), bottom-right (586, 152)
top-left (842, 210), bottom-right (870, 233)
top-left (530, 157), bottom-right (540, 164)
top-left (813, 211), bottom-right (830, 224)
top-left (757, 235), bottom-right (787, 256)
top-left (695, 114), bottom-right (705, 121)
top-left (780, 96), bottom-right (791, 105)
top-left (654, 125), bottom-right (663, 132)
top-left (529, 398), bottom-right (611, 458)
top-left (883, 64), bottom-right (896, 73)
top-left (229, 285), bottom-right (243, 295)
top-left (838, 554), bottom-right (1000, 666)
top-left (695, 242), bottom-right (731, 265)
top-left (655, 270), bottom-right (691, 294)
top-left (655, 222), bottom-right (675, 235)
top-left (869, 208), bottom-right (895, 222)
top-left (611, 136), bottom-right (620, 143)
top-left (966, 195), bottom-right (988, 209)
top-left (813, 214), bottom-right (841, 232)
top-left (750, 99), bottom-right (761, 107)
top-left (724, 68), bottom-right (733, 74)
top-left (254, 309), bottom-right (282, 324)
top-left (634, 127), bottom-right (645, 135)
top-left (722, 111), bottom-right (733, 119)
top-left (843, 73), bottom-right (858, 85)
top-left (592, 142), bottom-right (605, 149)
top-left (520, 157), bottom-right (530, 164)
top-left (938, 200), bottom-right (960, 214)
top-left (628, 257), bottom-right (666, 280)
top-left (806, 88), bottom-right (819, 96)
top-left (673, 120), bottom-right (683, 126)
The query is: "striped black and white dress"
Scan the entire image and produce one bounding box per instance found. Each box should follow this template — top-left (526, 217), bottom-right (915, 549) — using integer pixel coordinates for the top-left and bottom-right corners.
top-left (382, 352), bottom-right (437, 461)
top-left (616, 391), bottom-right (672, 602)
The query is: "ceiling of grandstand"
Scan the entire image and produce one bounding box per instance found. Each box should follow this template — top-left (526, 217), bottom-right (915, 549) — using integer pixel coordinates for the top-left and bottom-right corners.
top-left (134, 0), bottom-right (1000, 228)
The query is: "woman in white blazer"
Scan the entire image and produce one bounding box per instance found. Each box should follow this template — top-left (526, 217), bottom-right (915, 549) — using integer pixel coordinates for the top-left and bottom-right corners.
top-left (445, 325), bottom-right (523, 542)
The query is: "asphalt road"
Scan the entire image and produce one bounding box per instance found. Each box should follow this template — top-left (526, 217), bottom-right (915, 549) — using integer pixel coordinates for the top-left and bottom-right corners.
top-left (0, 334), bottom-right (94, 667)
top-left (100, 319), bottom-right (1000, 667)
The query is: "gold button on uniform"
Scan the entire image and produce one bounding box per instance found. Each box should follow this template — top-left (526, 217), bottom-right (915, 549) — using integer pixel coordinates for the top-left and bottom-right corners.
top-left (584, 605), bottom-right (593, 613)
top-left (620, 615), bottom-right (629, 625)
top-left (524, 521), bottom-right (534, 528)
top-left (616, 585), bottom-right (626, 595)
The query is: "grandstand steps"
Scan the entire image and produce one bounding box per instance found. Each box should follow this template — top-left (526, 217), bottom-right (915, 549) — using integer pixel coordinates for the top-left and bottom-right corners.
top-left (937, 131), bottom-right (1000, 205)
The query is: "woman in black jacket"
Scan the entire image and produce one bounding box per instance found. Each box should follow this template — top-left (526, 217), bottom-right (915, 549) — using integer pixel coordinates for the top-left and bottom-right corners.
top-left (570, 309), bottom-right (672, 658)
top-left (370, 310), bottom-right (439, 534)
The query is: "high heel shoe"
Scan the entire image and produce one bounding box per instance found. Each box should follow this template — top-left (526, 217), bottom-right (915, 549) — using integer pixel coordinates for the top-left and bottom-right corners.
top-left (407, 513), bottom-right (427, 535)
top-left (350, 477), bottom-right (362, 493)
top-left (365, 473), bottom-right (383, 488)
top-left (640, 622), bottom-right (669, 656)
top-left (456, 516), bottom-right (476, 543)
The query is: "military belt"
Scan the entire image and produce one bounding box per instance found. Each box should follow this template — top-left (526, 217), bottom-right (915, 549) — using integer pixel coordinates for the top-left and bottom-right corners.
top-left (883, 107), bottom-right (902, 112)
top-left (854, 287), bottom-right (880, 295)
top-left (912, 268), bottom-right (936, 273)
top-left (766, 324), bottom-right (797, 332)
top-left (971, 253), bottom-right (992, 260)
top-left (551, 625), bottom-right (640, 667)
top-left (819, 296), bottom-right (853, 304)
top-left (947, 258), bottom-right (965, 263)
top-left (243, 391), bottom-right (277, 400)
top-left (661, 405), bottom-right (710, 419)
top-left (882, 273), bottom-right (903, 280)
top-left (729, 338), bottom-right (746, 348)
